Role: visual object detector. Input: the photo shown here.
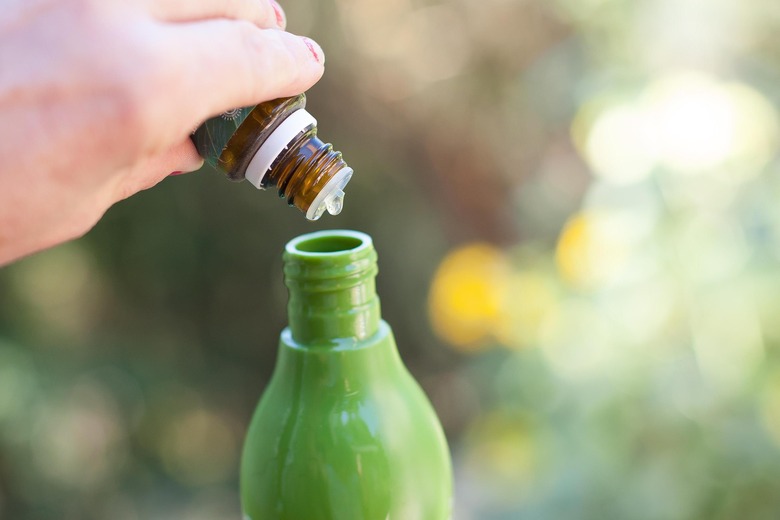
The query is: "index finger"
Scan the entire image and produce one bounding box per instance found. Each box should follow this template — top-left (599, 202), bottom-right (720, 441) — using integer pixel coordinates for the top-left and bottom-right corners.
top-left (142, 22), bottom-right (324, 146)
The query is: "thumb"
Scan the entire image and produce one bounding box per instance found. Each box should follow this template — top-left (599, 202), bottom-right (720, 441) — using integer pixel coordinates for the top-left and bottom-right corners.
top-left (111, 138), bottom-right (203, 202)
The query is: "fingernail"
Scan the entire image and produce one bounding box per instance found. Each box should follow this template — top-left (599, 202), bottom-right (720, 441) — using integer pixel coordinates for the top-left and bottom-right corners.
top-left (302, 37), bottom-right (324, 64)
top-left (270, 0), bottom-right (286, 28)
top-left (169, 171), bottom-right (184, 176)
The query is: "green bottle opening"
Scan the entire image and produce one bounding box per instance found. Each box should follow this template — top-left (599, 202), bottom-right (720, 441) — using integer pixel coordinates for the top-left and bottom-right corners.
top-left (283, 230), bottom-right (380, 345)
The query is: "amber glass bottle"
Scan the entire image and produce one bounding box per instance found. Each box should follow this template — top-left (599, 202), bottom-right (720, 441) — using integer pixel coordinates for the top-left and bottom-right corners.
top-left (192, 94), bottom-right (353, 220)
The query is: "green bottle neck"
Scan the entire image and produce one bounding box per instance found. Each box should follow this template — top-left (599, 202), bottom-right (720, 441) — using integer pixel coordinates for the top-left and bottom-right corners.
top-left (284, 231), bottom-right (381, 345)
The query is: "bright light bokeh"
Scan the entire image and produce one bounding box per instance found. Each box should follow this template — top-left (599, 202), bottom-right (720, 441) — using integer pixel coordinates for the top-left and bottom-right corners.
top-left (575, 72), bottom-right (779, 185)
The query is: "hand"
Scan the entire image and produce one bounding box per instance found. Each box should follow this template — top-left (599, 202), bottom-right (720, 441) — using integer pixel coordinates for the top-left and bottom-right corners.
top-left (0, 0), bottom-right (325, 265)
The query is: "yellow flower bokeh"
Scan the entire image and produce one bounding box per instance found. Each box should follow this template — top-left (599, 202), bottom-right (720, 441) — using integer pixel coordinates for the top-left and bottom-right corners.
top-left (428, 243), bottom-right (511, 352)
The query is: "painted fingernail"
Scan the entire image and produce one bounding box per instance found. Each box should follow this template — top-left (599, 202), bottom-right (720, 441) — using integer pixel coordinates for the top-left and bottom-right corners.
top-left (169, 171), bottom-right (184, 176)
top-left (270, 0), bottom-right (286, 28)
top-left (302, 37), bottom-right (324, 64)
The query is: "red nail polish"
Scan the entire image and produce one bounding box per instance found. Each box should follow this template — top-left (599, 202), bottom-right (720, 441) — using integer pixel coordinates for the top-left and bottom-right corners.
top-left (303, 38), bottom-right (321, 63)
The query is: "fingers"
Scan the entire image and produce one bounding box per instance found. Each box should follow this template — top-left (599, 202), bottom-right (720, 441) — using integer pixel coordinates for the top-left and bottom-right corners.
top-left (111, 139), bottom-right (203, 202)
top-left (147, 0), bottom-right (286, 30)
top-left (159, 22), bottom-right (324, 129)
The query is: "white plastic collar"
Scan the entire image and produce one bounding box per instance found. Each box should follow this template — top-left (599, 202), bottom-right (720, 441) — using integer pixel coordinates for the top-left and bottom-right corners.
top-left (244, 109), bottom-right (317, 188)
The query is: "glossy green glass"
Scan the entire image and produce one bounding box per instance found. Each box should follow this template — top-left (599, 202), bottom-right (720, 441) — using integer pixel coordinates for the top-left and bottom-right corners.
top-left (241, 230), bottom-right (453, 520)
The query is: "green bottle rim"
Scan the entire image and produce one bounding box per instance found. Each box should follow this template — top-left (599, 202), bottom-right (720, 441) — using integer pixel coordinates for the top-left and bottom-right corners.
top-left (283, 230), bottom-right (379, 291)
top-left (283, 230), bottom-right (381, 343)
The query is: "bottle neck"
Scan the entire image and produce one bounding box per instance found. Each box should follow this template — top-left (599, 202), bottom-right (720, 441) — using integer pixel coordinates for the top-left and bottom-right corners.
top-left (283, 231), bottom-right (381, 345)
top-left (265, 129), bottom-right (352, 221)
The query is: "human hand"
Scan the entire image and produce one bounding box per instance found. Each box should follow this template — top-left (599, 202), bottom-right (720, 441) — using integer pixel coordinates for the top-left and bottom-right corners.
top-left (0, 0), bottom-right (324, 265)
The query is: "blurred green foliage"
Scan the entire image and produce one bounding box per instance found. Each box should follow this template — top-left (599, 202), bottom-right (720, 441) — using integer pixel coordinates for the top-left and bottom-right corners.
top-left (4, 0), bottom-right (780, 518)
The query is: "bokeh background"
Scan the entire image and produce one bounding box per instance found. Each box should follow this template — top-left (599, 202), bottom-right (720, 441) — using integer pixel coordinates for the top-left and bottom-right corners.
top-left (4, 0), bottom-right (780, 518)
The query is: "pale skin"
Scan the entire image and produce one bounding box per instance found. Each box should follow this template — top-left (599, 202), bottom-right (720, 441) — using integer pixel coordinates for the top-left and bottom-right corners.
top-left (0, 0), bottom-right (325, 266)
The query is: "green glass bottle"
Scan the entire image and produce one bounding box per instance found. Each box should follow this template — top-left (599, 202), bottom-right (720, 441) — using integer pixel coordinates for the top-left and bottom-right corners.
top-left (241, 230), bottom-right (453, 520)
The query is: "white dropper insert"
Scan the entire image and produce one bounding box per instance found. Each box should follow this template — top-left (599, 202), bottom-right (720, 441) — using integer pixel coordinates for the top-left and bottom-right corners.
top-left (243, 109), bottom-right (317, 189)
top-left (306, 166), bottom-right (354, 221)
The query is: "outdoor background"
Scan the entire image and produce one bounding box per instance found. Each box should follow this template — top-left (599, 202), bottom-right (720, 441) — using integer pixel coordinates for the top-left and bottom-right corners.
top-left (3, 0), bottom-right (780, 518)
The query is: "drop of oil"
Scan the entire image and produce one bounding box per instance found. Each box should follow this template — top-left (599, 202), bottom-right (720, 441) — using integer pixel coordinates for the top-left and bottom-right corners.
top-left (326, 189), bottom-right (345, 216)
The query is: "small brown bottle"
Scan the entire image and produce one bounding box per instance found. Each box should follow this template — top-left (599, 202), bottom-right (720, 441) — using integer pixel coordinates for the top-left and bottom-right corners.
top-left (192, 94), bottom-right (353, 220)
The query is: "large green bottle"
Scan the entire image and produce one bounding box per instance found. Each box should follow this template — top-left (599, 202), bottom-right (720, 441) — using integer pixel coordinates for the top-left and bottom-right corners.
top-left (241, 230), bottom-right (453, 520)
